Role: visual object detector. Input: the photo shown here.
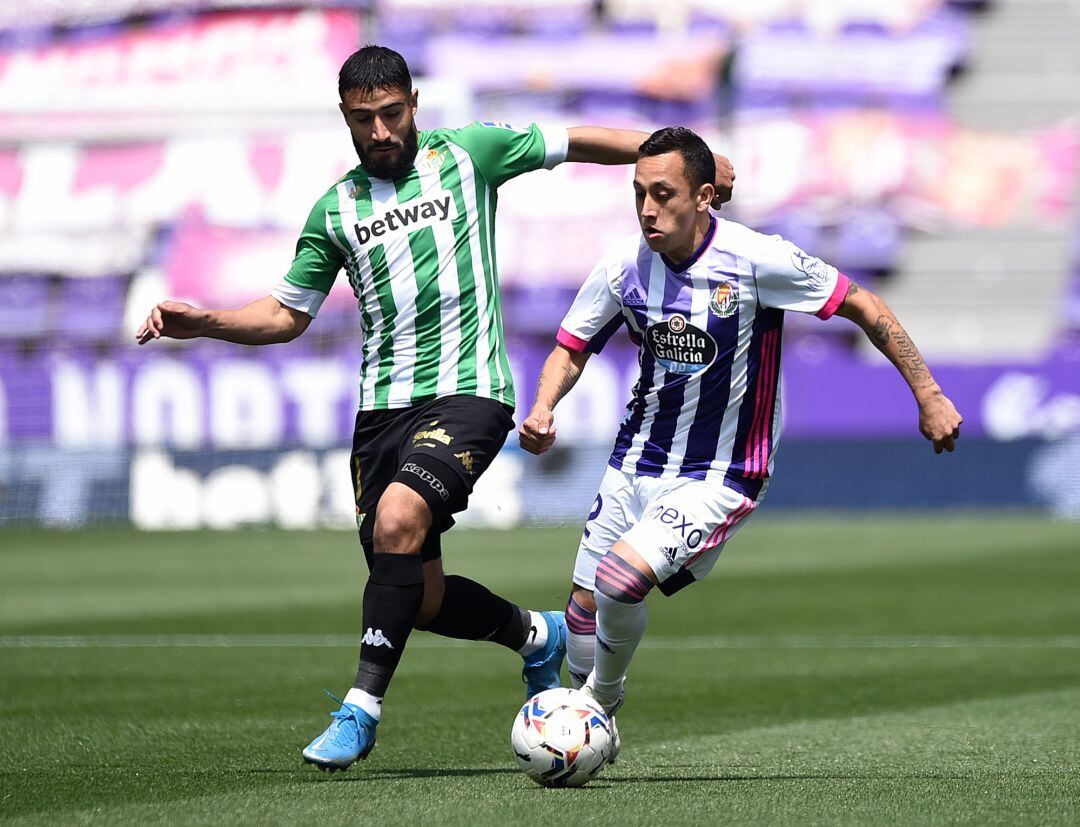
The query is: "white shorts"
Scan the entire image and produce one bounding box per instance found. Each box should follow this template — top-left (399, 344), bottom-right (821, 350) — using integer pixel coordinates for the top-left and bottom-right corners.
top-left (572, 465), bottom-right (760, 595)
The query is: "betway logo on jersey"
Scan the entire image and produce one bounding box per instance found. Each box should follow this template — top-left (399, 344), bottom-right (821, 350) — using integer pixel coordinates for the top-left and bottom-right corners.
top-left (353, 194), bottom-right (457, 246)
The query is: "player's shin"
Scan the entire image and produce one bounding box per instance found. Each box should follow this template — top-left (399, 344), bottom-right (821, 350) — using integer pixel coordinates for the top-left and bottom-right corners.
top-left (349, 552), bottom-right (425, 719)
top-left (591, 553), bottom-right (652, 709)
top-left (417, 574), bottom-right (541, 652)
top-left (565, 592), bottom-right (597, 689)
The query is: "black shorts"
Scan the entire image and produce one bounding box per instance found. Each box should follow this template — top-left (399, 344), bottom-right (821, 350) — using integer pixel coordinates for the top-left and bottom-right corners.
top-left (350, 394), bottom-right (515, 564)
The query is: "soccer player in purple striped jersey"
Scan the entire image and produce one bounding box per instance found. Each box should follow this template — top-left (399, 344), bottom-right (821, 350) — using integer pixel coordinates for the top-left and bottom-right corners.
top-left (519, 127), bottom-right (963, 756)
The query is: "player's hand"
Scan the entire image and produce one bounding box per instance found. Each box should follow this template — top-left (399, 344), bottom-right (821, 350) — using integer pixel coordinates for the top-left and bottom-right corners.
top-left (135, 300), bottom-right (209, 345)
top-left (519, 408), bottom-right (557, 455)
top-left (918, 391), bottom-right (963, 454)
top-left (711, 153), bottom-right (735, 208)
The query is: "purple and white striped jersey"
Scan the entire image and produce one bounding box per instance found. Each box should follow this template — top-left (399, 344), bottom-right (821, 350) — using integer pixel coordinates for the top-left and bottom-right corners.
top-left (557, 215), bottom-right (850, 500)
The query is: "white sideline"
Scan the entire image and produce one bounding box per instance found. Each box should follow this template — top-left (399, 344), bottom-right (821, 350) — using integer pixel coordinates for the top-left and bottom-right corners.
top-left (1, 634), bottom-right (1079, 649)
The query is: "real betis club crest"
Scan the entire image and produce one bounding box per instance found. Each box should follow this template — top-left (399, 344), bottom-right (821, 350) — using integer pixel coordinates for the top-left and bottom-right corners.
top-left (419, 148), bottom-right (446, 172)
top-left (708, 282), bottom-right (739, 318)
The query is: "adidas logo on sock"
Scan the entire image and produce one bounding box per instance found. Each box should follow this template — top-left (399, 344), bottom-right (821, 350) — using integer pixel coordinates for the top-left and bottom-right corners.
top-left (362, 628), bottom-right (394, 649)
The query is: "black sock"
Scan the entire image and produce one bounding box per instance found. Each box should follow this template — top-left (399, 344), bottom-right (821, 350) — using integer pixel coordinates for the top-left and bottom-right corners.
top-left (419, 574), bottom-right (531, 652)
top-left (353, 553), bottom-right (424, 697)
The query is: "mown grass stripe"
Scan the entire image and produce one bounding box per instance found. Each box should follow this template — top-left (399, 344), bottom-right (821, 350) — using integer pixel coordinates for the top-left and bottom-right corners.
top-left (3, 635), bottom-right (1079, 649)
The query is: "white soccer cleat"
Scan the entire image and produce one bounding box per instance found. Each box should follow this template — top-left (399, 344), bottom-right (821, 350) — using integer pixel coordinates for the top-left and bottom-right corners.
top-left (607, 714), bottom-right (621, 765)
top-left (583, 678), bottom-right (625, 765)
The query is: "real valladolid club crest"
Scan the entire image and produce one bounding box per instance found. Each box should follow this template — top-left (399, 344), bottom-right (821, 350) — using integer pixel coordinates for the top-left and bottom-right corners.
top-left (709, 282), bottom-right (739, 318)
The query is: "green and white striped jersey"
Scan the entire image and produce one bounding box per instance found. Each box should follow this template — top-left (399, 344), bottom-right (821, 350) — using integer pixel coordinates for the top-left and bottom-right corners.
top-left (272, 121), bottom-right (568, 410)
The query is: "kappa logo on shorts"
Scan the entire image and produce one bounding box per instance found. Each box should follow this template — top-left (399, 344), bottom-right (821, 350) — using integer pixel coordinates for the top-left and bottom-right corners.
top-left (412, 420), bottom-right (454, 447)
top-left (402, 462), bottom-right (450, 501)
top-left (453, 450), bottom-right (474, 473)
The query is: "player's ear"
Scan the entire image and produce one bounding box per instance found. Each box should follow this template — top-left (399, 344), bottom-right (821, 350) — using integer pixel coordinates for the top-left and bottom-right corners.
top-left (410, 88), bottom-right (419, 113)
top-left (697, 183), bottom-right (715, 212)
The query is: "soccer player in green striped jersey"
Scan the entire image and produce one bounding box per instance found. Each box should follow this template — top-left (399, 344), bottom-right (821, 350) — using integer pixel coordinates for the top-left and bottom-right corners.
top-left (136, 45), bottom-right (736, 771)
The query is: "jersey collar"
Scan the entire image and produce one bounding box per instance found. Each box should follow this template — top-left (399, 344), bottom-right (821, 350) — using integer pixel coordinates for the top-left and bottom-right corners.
top-left (661, 215), bottom-right (716, 274)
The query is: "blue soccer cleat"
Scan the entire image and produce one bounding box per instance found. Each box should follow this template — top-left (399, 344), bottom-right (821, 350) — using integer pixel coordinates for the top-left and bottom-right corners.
top-left (521, 610), bottom-right (568, 699)
top-left (302, 693), bottom-right (378, 772)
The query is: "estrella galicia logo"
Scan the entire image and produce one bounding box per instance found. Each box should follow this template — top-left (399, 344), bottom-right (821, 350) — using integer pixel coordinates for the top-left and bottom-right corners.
top-left (708, 282), bottom-right (739, 318)
top-left (645, 314), bottom-right (717, 375)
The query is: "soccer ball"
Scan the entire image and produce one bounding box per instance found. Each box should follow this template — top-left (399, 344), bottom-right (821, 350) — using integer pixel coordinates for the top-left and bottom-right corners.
top-left (510, 687), bottom-right (612, 787)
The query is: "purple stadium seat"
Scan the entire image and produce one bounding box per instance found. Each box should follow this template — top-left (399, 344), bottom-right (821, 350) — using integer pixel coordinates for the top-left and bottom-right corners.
top-left (502, 284), bottom-right (579, 336)
top-left (1066, 270), bottom-right (1080, 332)
top-left (759, 213), bottom-right (822, 256)
top-left (54, 275), bottom-right (127, 341)
top-left (0, 275), bottom-right (50, 339)
top-left (832, 209), bottom-right (902, 271)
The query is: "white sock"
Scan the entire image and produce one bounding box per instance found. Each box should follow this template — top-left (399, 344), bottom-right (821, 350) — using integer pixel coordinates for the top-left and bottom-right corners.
top-left (592, 590), bottom-right (647, 708)
top-left (343, 687), bottom-right (383, 721)
top-left (566, 630), bottom-right (595, 689)
top-left (516, 610), bottom-right (550, 657)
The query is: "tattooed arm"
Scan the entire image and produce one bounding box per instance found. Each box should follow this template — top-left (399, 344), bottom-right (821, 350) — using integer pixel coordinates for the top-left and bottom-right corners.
top-left (834, 281), bottom-right (963, 453)
top-left (518, 344), bottom-right (592, 455)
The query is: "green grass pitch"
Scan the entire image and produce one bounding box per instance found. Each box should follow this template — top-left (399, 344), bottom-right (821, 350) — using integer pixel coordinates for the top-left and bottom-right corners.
top-left (2, 516), bottom-right (1079, 824)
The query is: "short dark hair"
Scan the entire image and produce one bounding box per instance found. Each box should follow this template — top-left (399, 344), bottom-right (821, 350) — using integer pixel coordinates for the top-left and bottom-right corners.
top-left (338, 45), bottom-right (412, 100)
top-left (638, 127), bottom-right (715, 191)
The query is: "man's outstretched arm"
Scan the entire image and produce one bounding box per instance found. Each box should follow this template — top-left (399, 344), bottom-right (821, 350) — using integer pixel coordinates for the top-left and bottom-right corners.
top-left (565, 126), bottom-right (735, 206)
top-left (834, 281), bottom-right (962, 453)
top-left (135, 295), bottom-right (311, 346)
top-left (518, 344), bottom-right (591, 455)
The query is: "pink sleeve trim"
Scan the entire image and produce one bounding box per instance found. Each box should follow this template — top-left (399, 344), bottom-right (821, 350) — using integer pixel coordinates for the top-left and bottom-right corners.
top-left (556, 327), bottom-right (589, 352)
top-left (816, 273), bottom-right (850, 320)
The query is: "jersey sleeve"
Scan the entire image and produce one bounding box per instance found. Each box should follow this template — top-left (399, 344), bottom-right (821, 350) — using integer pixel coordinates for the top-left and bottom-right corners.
top-left (557, 254), bottom-right (624, 355)
top-left (754, 236), bottom-right (850, 319)
top-left (449, 121), bottom-right (568, 188)
top-left (271, 193), bottom-right (346, 318)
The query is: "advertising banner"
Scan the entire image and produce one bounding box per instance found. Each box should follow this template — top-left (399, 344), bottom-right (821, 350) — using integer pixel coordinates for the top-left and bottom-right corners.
top-left (2, 338), bottom-right (1078, 449)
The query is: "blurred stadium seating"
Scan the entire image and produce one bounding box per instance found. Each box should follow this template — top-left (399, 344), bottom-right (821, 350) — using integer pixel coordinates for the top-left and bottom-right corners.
top-left (0, 0), bottom-right (1077, 527)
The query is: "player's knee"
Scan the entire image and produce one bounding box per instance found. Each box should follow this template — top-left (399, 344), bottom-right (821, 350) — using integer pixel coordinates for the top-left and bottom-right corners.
top-left (594, 551), bottom-right (653, 605)
top-left (373, 484), bottom-right (431, 552)
top-left (567, 586), bottom-right (597, 627)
